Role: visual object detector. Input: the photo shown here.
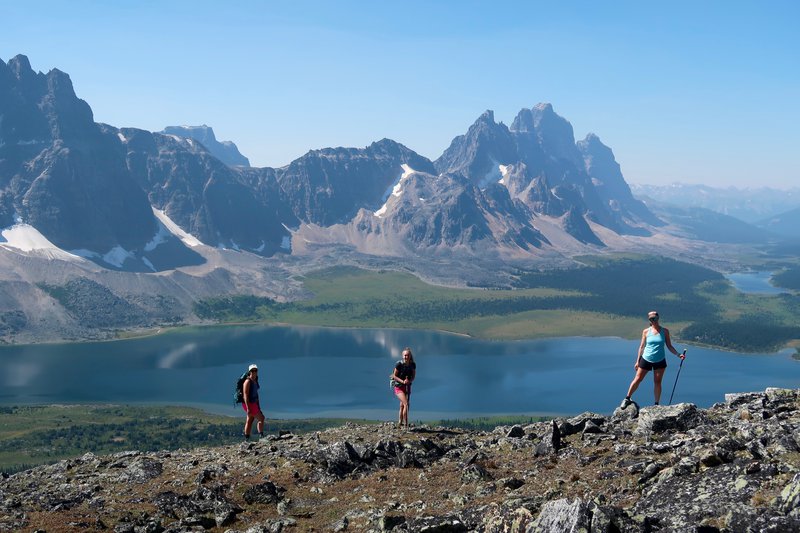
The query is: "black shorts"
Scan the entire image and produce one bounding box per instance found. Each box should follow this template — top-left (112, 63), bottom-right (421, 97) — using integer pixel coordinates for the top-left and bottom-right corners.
top-left (637, 356), bottom-right (667, 371)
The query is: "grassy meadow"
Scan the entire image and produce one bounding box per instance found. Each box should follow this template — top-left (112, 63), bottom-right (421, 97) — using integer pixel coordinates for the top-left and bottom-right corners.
top-left (196, 255), bottom-right (800, 350)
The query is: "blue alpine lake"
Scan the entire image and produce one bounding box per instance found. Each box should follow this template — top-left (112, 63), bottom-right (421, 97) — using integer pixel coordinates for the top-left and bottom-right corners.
top-left (725, 271), bottom-right (789, 294)
top-left (0, 325), bottom-right (796, 420)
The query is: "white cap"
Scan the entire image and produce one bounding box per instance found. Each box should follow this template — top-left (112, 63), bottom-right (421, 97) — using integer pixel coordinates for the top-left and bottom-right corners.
top-left (248, 364), bottom-right (258, 372)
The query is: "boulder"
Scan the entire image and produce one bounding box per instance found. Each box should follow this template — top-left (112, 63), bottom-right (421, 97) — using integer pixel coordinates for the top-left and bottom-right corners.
top-left (532, 498), bottom-right (591, 532)
top-left (243, 482), bottom-right (286, 505)
top-left (635, 403), bottom-right (710, 435)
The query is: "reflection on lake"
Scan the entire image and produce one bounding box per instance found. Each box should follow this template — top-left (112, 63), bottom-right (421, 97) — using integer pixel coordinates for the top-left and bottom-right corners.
top-left (0, 325), bottom-right (796, 420)
top-left (726, 271), bottom-right (788, 294)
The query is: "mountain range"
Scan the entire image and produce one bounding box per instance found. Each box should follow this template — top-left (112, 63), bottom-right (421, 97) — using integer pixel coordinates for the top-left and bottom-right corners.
top-left (0, 54), bottom-right (779, 342)
top-left (0, 53), bottom-right (670, 271)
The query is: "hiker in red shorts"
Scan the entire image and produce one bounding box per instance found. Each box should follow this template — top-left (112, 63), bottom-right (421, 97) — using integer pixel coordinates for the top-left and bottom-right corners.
top-left (242, 364), bottom-right (265, 439)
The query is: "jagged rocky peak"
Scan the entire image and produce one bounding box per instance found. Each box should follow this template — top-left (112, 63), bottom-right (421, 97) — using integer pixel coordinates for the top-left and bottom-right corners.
top-left (6, 54), bottom-right (36, 80)
top-left (161, 125), bottom-right (250, 167)
top-left (510, 103), bottom-right (558, 132)
top-left (433, 109), bottom-right (517, 185)
top-left (509, 107), bottom-right (534, 132)
top-left (514, 103), bottom-right (580, 164)
top-left (477, 109), bottom-right (495, 124)
top-left (0, 54), bottom-right (94, 142)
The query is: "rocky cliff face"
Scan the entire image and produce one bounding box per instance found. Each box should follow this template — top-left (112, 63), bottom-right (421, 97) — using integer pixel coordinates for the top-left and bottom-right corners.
top-left (118, 126), bottom-right (294, 257)
top-left (0, 55), bottom-right (158, 256)
top-left (277, 139), bottom-right (436, 227)
top-left (2, 387), bottom-right (798, 532)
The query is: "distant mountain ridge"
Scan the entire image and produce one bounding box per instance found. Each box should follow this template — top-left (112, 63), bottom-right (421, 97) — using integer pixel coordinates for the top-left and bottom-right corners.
top-left (631, 183), bottom-right (800, 223)
top-left (161, 125), bottom-right (250, 167)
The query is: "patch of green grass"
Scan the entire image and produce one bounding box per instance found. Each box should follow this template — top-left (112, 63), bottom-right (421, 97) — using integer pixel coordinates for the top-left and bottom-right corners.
top-left (424, 414), bottom-right (551, 431)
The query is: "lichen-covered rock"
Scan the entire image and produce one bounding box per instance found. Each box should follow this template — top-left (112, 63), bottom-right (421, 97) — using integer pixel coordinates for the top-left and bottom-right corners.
top-left (531, 498), bottom-right (591, 532)
top-left (635, 403), bottom-right (710, 435)
top-left (634, 463), bottom-right (774, 530)
top-left (778, 473), bottom-right (800, 516)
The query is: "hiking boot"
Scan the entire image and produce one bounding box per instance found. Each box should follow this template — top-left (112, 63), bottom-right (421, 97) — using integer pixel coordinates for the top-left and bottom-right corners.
top-left (243, 433), bottom-right (250, 440)
top-left (620, 398), bottom-right (632, 409)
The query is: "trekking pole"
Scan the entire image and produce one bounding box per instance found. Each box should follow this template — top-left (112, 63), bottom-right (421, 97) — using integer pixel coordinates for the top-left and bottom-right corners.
top-left (668, 350), bottom-right (687, 405)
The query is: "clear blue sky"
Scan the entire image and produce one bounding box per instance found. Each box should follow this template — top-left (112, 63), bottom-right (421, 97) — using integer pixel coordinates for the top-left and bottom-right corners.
top-left (2, 1), bottom-right (798, 188)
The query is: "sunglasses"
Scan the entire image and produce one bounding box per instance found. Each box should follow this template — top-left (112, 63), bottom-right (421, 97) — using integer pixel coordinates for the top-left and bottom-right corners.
top-left (648, 316), bottom-right (659, 321)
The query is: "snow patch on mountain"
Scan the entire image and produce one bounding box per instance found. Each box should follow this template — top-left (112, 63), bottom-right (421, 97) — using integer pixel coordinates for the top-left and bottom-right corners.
top-left (374, 164), bottom-right (416, 218)
top-left (152, 208), bottom-right (203, 247)
top-left (0, 223), bottom-right (83, 261)
top-left (477, 160), bottom-right (502, 189)
top-left (498, 165), bottom-right (510, 186)
top-left (144, 219), bottom-right (173, 252)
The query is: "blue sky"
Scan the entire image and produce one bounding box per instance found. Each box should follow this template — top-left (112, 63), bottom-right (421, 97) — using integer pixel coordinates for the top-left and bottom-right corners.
top-left (2, 1), bottom-right (798, 188)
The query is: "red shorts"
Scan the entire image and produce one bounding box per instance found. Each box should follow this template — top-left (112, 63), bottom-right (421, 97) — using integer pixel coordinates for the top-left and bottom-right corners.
top-left (242, 402), bottom-right (262, 416)
top-left (394, 385), bottom-right (411, 398)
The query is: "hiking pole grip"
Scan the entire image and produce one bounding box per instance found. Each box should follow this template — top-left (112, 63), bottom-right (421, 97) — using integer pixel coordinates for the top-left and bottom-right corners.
top-left (668, 350), bottom-right (687, 405)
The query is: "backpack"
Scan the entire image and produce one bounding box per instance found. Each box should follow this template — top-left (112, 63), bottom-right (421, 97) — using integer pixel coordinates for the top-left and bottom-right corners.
top-left (234, 372), bottom-right (248, 405)
top-left (389, 360), bottom-right (402, 389)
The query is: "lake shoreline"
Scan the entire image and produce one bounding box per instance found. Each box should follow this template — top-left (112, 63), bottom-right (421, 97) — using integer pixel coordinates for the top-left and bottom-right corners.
top-left (1, 318), bottom-right (779, 353)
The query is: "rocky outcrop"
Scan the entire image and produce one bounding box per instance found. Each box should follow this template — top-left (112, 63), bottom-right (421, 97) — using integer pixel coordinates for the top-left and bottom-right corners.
top-left (2, 387), bottom-right (798, 531)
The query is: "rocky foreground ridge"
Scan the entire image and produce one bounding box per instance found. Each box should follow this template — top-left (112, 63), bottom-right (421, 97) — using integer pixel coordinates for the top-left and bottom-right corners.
top-left (2, 388), bottom-right (799, 532)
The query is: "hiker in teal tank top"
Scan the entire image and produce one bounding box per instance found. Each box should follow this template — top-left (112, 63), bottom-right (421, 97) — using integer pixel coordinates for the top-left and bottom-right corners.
top-left (621, 311), bottom-right (685, 408)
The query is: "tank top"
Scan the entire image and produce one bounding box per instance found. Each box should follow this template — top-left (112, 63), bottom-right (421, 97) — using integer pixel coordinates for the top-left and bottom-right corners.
top-left (246, 378), bottom-right (259, 403)
top-left (642, 327), bottom-right (666, 363)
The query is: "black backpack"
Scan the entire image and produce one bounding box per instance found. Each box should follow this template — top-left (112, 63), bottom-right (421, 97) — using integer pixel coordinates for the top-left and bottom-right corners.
top-left (234, 372), bottom-right (248, 405)
top-left (389, 360), bottom-right (402, 389)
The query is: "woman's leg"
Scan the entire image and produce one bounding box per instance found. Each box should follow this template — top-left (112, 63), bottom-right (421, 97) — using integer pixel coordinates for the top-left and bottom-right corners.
top-left (395, 390), bottom-right (408, 426)
top-left (256, 412), bottom-right (265, 434)
top-left (404, 388), bottom-right (410, 427)
top-left (626, 367), bottom-right (650, 398)
top-left (244, 414), bottom-right (254, 436)
top-left (653, 368), bottom-right (666, 404)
